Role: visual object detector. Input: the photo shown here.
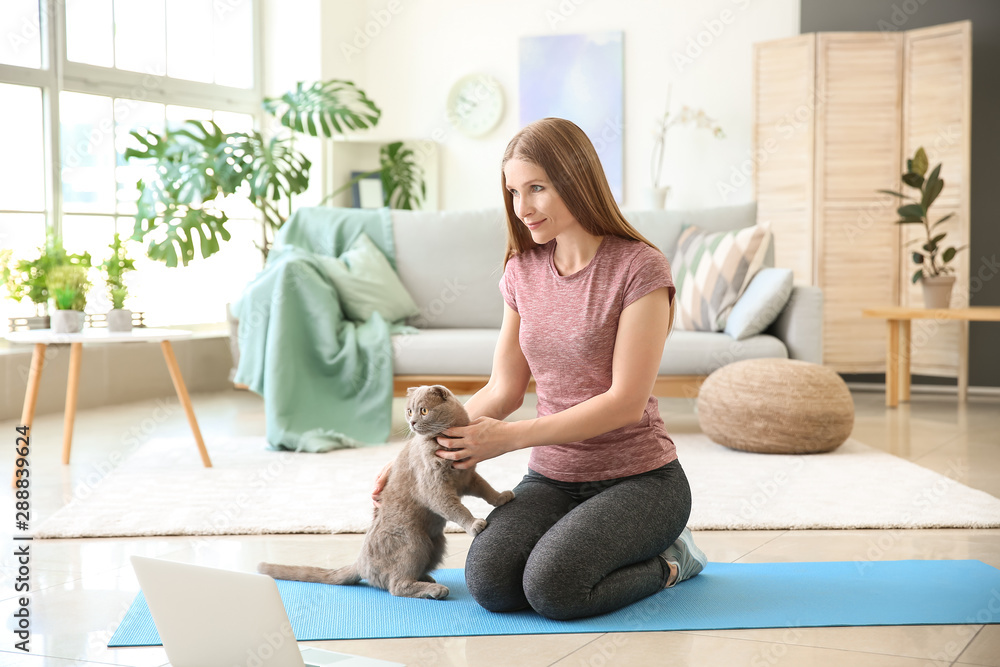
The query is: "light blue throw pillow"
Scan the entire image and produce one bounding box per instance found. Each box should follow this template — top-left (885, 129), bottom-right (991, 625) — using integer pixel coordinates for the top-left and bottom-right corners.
top-left (723, 268), bottom-right (794, 340)
top-left (318, 232), bottom-right (420, 324)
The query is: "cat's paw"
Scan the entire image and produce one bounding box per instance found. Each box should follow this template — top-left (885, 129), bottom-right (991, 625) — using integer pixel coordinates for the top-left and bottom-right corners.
top-left (422, 584), bottom-right (450, 600)
top-left (467, 518), bottom-right (488, 536)
top-left (493, 490), bottom-right (515, 506)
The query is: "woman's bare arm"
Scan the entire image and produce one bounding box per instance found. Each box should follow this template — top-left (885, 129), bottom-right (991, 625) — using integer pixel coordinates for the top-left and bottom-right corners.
top-left (436, 287), bottom-right (671, 467)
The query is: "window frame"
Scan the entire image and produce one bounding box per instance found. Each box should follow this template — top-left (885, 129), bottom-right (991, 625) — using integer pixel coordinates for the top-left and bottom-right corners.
top-left (0, 0), bottom-right (265, 242)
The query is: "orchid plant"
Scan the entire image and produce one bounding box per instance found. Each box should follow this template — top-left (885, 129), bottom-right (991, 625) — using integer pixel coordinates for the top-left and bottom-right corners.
top-left (650, 84), bottom-right (725, 190)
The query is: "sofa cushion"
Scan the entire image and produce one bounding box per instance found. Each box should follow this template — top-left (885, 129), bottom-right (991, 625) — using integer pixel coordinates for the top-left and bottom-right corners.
top-left (392, 328), bottom-right (787, 378)
top-left (391, 208), bottom-right (507, 329)
top-left (672, 223), bottom-right (773, 332)
top-left (316, 232), bottom-right (420, 324)
top-left (657, 330), bottom-right (787, 375)
top-left (392, 328), bottom-right (500, 375)
top-left (724, 268), bottom-right (794, 341)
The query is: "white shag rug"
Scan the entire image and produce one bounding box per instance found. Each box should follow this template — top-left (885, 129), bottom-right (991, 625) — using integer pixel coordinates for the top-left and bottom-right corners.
top-left (35, 434), bottom-right (1000, 538)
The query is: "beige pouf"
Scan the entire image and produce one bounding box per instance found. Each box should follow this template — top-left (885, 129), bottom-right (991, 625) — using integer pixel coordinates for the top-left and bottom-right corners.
top-left (696, 358), bottom-right (854, 454)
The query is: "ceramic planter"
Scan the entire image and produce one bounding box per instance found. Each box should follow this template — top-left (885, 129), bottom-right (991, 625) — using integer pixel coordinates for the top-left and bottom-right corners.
top-left (921, 275), bottom-right (956, 309)
top-left (107, 309), bottom-right (133, 332)
top-left (642, 186), bottom-right (671, 210)
top-left (51, 310), bottom-right (85, 334)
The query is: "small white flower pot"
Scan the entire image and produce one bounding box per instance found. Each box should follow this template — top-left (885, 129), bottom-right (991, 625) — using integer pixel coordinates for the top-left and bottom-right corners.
top-left (51, 310), bottom-right (85, 334)
top-left (921, 275), bottom-right (956, 309)
top-left (642, 186), bottom-right (671, 209)
top-left (107, 309), bottom-right (133, 332)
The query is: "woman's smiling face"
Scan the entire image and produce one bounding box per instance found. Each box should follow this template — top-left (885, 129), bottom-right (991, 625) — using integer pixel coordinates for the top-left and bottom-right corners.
top-left (503, 158), bottom-right (578, 244)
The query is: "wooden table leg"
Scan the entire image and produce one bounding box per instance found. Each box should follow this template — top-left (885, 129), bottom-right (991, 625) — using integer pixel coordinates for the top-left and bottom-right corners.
top-left (12, 343), bottom-right (46, 488)
top-left (886, 320), bottom-right (900, 408)
top-left (899, 320), bottom-right (911, 403)
top-left (958, 320), bottom-right (969, 401)
top-left (160, 340), bottom-right (212, 467)
top-left (61, 342), bottom-right (83, 465)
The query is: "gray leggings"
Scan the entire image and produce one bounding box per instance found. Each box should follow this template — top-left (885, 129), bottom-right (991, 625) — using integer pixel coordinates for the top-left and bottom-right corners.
top-left (464, 458), bottom-right (691, 620)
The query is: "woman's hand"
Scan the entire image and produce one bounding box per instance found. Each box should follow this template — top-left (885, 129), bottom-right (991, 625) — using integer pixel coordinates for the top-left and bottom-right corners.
top-left (371, 460), bottom-right (392, 507)
top-left (434, 416), bottom-right (516, 469)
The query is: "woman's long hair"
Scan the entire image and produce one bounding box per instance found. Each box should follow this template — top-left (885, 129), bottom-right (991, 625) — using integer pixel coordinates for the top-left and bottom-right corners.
top-left (500, 117), bottom-right (674, 331)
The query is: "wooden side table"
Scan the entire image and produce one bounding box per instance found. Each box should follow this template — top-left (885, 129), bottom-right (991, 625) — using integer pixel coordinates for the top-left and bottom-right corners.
top-left (5, 328), bottom-right (213, 487)
top-left (861, 306), bottom-right (1000, 407)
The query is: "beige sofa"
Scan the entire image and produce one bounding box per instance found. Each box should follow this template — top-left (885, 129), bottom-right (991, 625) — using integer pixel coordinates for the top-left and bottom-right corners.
top-left (387, 203), bottom-right (823, 399)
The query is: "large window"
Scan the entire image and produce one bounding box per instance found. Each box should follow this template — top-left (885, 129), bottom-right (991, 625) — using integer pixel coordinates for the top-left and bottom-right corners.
top-left (0, 0), bottom-right (262, 328)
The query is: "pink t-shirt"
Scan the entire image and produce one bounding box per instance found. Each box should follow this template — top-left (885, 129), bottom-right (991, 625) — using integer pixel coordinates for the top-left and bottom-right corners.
top-left (499, 234), bottom-right (678, 482)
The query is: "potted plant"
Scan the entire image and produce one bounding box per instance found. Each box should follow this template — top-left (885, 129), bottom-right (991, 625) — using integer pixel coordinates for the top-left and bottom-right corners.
top-left (101, 233), bottom-right (136, 332)
top-left (878, 147), bottom-right (965, 308)
top-left (1, 241), bottom-right (91, 330)
top-left (47, 264), bottom-right (91, 334)
top-left (125, 80), bottom-right (424, 267)
top-left (648, 83), bottom-right (724, 209)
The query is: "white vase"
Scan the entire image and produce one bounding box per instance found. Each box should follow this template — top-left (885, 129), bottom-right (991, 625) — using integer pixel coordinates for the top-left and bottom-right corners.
top-left (642, 186), bottom-right (671, 209)
top-left (107, 309), bottom-right (133, 332)
top-left (921, 275), bottom-right (955, 309)
top-left (51, 310), bottom-right (85, 334)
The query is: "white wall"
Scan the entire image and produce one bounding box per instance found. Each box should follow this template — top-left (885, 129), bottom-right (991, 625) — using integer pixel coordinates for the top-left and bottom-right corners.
top-left (270, 0), bottom-right (800, 211)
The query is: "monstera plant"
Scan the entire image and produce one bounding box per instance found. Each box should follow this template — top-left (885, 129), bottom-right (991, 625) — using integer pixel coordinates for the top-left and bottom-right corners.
top-left (126, 80), bottom-right (426, 267)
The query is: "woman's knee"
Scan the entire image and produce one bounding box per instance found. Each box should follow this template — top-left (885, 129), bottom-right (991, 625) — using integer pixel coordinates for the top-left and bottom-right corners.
top-left (522, 557), bottom-right (586, 621)
top-left (464, 556), bottom-right (527, 612)
top-left (465, 533), bottom-right (530, 613)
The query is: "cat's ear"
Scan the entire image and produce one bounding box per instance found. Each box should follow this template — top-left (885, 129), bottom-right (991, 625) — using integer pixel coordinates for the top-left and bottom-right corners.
top-left (406, 387), bottom-right (418, 397)
top-left (430, 385), bottom-right (449, 399)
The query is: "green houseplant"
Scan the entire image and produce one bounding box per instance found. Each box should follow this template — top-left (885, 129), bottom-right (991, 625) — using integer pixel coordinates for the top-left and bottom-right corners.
top-left (1, 240), bottom-right (91, 329)
top-left (878, 147), bottom-right (965, 308)
top-left (125, 80), bottom-right (427, 268)
top-left (47, 264), bottom-right (91, 334)
top-left (100, 233), bottom-right (136, 332)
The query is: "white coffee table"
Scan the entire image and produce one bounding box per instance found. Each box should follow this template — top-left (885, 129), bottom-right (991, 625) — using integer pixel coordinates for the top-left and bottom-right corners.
top-left (5, 327), bottom-right (212, 487)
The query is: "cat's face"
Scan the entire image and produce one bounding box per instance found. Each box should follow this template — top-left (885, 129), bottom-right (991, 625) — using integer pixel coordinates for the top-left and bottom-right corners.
top-left (405, 385), bottom-right (463, 436)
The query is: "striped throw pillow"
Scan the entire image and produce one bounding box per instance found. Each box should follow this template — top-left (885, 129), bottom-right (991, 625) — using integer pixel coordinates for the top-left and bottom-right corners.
top-left (672, 223), bottom-right (773, 332)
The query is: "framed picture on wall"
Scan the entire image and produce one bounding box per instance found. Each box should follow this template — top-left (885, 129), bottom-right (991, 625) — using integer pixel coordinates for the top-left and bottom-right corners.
top-left (351, 171), bottom-right (385, 209)
top-left (519, 31), bottom-right (624, 202)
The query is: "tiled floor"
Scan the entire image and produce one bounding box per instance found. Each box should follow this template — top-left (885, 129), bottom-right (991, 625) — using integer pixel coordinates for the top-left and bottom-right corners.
top-left (0, 387), bottom-right (998, 666)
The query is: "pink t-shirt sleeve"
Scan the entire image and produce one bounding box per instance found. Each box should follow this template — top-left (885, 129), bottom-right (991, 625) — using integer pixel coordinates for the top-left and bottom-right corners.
top-left (499, 258), bottom-right (518, 312)
top-left (622, 245), bottom-right (676, 310)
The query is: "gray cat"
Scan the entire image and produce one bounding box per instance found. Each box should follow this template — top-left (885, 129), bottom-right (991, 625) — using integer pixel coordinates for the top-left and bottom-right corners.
top-left (258, 384), bottom-right (515, 599)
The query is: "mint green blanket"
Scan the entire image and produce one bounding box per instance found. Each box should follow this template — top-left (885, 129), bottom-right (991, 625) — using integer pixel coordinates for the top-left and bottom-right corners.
top-left (232, 207), bottom-right (416, 452)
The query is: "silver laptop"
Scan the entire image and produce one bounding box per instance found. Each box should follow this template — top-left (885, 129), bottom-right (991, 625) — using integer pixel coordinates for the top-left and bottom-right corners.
top-left (130, 556), bottom-right (402, 667)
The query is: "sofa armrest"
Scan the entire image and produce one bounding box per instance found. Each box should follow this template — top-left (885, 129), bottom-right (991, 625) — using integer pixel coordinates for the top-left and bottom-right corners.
top-left (766, 285), bottom-right (823, 364)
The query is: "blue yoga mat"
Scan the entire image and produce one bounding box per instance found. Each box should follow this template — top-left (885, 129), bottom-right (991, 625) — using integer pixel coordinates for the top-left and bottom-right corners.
top-left (109, 560), bottom-right (1000, 646)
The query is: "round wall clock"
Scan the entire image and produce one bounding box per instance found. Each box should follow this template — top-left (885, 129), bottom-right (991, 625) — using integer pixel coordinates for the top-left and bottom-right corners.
top-left (446, 74), bottom-right (504, 138)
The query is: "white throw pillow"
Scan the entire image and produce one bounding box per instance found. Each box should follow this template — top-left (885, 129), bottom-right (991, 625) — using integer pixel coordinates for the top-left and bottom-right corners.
top-left (723, 268), bottom-right (794, 340)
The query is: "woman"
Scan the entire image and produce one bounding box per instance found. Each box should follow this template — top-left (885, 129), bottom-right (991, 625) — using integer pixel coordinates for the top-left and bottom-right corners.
top-left (374, 117), bottom-right (705, 620)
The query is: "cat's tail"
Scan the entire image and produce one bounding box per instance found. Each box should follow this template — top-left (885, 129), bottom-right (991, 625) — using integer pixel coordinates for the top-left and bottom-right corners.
top-left (257, 561), bottom-right (361, 586)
